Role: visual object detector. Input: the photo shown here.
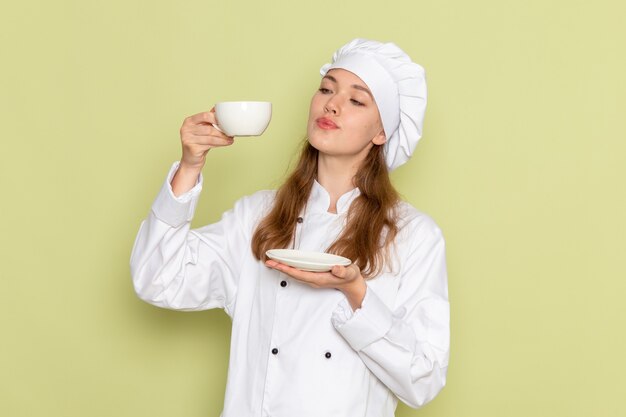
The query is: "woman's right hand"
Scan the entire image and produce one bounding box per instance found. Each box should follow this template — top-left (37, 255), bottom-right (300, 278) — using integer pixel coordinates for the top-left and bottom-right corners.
top-left (171, 110), bottom-right (234, 196)
top-left (179, 109), bottom-right (234, 170)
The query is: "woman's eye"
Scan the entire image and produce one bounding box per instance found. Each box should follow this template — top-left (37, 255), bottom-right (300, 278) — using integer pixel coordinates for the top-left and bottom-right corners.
top-left (350, 99), bottom-right (364, 106)
top-left (318, 88), bottom-right (332, 94)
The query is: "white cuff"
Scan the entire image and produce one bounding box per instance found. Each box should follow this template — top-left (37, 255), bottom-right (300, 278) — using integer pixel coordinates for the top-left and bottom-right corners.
top-left (151, 161), bottom-right (203, 227)
top-left (331, 287), bottom-right (393, 351)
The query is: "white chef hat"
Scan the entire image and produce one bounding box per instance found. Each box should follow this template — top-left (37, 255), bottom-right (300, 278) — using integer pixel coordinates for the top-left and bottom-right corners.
top-left (320, 38), bottom-right (427, 171)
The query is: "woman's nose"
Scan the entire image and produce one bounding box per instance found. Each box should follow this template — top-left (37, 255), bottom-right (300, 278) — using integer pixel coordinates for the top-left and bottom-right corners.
top-left (324, 96), bottom-right (340, 115)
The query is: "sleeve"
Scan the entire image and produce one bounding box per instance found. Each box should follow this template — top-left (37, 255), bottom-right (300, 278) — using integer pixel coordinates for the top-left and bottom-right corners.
top-left (331, 217), bottom-right (450, 409)
top-left (129, 161), bottom-right (252, 316)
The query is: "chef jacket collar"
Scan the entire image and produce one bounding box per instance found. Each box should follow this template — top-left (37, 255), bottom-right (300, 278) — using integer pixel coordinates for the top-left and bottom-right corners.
top-left (309, 180), bottom-right (361, 215)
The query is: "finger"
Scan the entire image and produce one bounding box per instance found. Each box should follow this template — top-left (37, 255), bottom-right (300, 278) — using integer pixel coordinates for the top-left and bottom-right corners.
top-left (265, 260), bottom-right (298, 274)
top-left (265, 260), bottom-right (280, 268)
top-left (189, 134), bottom-right (234, 147)
top-left (188, 111), bottom-right (217, 125)
top-left (331, 264), bottom-right (359, 280)
top-left (265, 261), bottom-right (331, 284)
top-left (265, 260), bottom-right (306, 277)
top-left (330, 265), bottom-right (347, 278)
top-left (331, 264), bottom-right (356, 278)
top-left (190, 124), bottom-right (232, 138)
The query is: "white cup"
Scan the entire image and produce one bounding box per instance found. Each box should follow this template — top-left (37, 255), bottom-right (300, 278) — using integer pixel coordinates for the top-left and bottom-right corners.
top-left (213, 101), bottom-right (272, 137)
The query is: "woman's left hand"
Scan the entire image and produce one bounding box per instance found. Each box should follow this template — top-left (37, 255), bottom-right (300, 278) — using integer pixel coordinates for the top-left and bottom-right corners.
top-left (265, 260), bottom-right (367, 310)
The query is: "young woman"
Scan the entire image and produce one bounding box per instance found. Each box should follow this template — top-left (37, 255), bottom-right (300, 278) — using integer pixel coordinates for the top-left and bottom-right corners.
top-left (131, 38), bottom-right (449, 417)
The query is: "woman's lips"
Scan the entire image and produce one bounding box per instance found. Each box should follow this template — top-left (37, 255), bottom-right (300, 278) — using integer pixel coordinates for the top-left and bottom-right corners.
top-left (316, 117), bottom-right (338, 130)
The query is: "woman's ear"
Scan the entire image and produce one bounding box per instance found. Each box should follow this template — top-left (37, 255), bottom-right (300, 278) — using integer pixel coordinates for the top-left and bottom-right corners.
top-left (372, 129), bottom-right (387, 146)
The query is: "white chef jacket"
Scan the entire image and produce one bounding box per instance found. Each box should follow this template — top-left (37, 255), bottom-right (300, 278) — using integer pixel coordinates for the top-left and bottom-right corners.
top-left (130, 162), bottom-right (450, 417)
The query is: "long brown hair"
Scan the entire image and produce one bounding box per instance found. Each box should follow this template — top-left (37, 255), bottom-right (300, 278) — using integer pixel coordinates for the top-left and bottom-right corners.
top-left (251, 140), bottom-right (400, 278)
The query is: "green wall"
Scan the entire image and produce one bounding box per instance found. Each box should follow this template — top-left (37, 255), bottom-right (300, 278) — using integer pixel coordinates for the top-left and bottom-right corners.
top-left (1, 0), bottom-right (624, 416)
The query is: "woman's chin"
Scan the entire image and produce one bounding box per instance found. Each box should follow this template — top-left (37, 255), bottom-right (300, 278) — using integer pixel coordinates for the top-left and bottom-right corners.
top-left (307, 137), bottom-right (333, 155)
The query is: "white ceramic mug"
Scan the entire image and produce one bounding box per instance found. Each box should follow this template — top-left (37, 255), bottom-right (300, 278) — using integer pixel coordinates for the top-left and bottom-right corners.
top-left (213, 101), bottom-right (272, 136)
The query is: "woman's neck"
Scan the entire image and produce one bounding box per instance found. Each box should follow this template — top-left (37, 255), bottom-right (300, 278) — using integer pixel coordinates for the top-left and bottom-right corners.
top-left (316, 154), bottom-right (361, 213)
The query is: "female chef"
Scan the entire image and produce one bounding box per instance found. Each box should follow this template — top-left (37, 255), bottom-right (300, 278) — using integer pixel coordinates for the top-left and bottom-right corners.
top-left (130, 38), bottom-right (449, 417)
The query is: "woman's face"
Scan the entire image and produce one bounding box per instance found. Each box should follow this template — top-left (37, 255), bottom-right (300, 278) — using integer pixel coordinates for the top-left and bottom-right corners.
top-left (307, 69), bottom-right (386, 161)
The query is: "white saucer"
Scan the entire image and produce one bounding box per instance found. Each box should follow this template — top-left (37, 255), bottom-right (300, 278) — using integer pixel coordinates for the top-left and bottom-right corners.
top-left (265, 249), bottom-right (352, 272)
